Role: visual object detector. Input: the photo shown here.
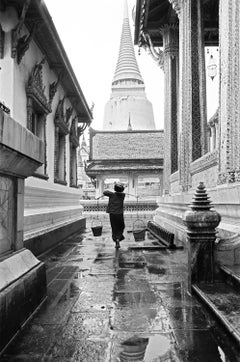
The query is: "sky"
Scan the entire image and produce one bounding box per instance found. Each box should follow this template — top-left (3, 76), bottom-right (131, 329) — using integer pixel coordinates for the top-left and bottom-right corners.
top-left (44, 0), bottom-right (165, 130)
top-left (44, 0), bottom-right (219, 131)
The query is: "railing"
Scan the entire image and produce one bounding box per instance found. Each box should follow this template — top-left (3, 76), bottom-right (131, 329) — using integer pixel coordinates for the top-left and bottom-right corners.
top-left (147, 220), bottom-right (175, 248)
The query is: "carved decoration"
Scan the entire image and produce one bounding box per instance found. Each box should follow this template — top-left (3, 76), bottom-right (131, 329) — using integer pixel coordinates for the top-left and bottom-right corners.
top-left (177, 0), bottom-right (207, 191)
top-left (90, 102), bottom-right (95, 118)
top-left (0, 24), bottom-right (4, 59)
top-left (11, 0), bottom-right (31, 60)
top-left (17, 24), bottom-right (35, 64)
top-left (190, 150), bottom-right (218, 175)
top-left (168, 0), bottom-right (182, 17)
top-left (159, 24), bottom-right (179, 193)
top-left (54, 97), bottom-right (69, 135)
top-left (218, 0), bottom-right (240, 181)
top-left (142, 32), bottom-right (164, 71)
top-left (49, 74), bottom-right (62, 106)
top-left (77, 123), bottom-right (88, 138)
top-left (66, 107), bottom-right (73, 125)
top-left (0, 102), bottom-right (10, 114)
top-left (26, 58), bottom-right (51, 114)
top-left (217, 168), bottom-right (240, 185)
top-left (160, 24), bottom-right (179, 58)
top-left (70, 117), bottom-right (79, 148)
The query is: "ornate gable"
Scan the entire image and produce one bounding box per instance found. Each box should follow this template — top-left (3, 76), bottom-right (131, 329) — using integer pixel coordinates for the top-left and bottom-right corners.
top-left (26, 58), bottom-right (51, 114)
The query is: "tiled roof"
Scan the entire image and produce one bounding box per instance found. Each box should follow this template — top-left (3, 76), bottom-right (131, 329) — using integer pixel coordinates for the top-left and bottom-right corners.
top-left (91, 130), bottom-right (164, 160)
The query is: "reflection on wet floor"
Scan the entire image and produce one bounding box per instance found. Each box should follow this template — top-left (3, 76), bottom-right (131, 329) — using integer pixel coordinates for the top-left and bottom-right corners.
top-left (2, 226), bottom-right (240, 361)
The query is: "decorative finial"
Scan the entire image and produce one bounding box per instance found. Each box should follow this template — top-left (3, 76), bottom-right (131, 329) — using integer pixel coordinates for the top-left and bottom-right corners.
top-left (123, 0), bottom-right (129, 19)
top-left (190, 182), bottom-right (212, 211)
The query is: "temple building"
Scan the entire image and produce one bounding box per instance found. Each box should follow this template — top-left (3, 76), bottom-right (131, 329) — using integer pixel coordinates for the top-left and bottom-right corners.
top-left (0, 0), bottom-right (91, 352)
top-left (77, 134), bottom-right (95, 199)
top-left (86, 127), bottom-right (164, 199)
top-left (134, 0), bottom-right (240, 265)
top-left (87, 0), bottom-right (163, 197)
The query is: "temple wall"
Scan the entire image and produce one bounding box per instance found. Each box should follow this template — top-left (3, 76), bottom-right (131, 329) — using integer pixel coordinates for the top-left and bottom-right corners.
top-left (170, 171), bottom-right (181, 194)
top-left (190, 151), bottom-right (219, 189)
top-left (0, 11), bottom-right (86, 255)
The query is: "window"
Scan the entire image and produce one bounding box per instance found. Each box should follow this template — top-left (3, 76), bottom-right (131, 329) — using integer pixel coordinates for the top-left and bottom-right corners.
top-left (26, 59), bottom-right (51, 178)
top-left (54, 98), bottom-right (68, 185)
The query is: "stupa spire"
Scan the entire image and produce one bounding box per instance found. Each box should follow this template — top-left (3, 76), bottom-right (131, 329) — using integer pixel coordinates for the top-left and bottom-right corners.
top-left (102, 0), bottom-right (156, 130)
top-left (123, 0), bottom-right (129, 19)
top-left (112, 0), bottom-right (144, 85)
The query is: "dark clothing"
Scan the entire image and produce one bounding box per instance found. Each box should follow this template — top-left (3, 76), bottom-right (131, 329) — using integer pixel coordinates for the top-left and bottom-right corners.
top-left (103, 190), bottom-right (125, 214)
top-left (103, 190), bottom-right (125, 242)
top-left (110, 214), bottom-right (125, 241)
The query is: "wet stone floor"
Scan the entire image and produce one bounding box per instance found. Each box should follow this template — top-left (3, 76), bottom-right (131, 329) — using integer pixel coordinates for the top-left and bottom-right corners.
top-left (2, 224), bottom-right (240, 361)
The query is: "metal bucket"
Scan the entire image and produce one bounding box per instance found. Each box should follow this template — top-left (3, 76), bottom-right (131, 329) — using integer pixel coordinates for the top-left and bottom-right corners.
top-left (133, 219), bottom-right (146, 242)
top-left (91, 219), bottom-right (103, 236)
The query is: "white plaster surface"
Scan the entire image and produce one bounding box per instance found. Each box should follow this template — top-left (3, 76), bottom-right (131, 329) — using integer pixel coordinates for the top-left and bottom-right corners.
top-left (0, 249), bottom-right (40, 291)
top-left (103, 97), bottom-right (155, 130)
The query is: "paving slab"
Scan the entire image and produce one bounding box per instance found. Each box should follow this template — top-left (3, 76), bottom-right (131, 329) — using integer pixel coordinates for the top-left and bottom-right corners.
top-left (2, 224), bottom-right (240, 361)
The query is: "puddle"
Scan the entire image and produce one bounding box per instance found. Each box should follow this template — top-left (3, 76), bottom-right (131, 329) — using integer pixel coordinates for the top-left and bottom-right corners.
top-left (147, 265), bottom-right (166, 275)
top-left (119, 334), bottom-right (172, 361)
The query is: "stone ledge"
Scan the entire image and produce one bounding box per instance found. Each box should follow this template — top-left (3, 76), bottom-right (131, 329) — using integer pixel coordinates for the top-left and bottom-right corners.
top-left (24, 215), bottom-right (85, 240)
top-left (24, 217), bottom-right (86, 256)
top-left (0, 249), bottom-right (41, 292)
top-left (192, 283), bottom-right (240, 346)
top-left (0, 110), bottom-right (44, 164)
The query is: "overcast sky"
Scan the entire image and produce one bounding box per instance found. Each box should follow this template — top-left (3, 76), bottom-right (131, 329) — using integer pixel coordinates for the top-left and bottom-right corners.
top-left (44, 0), bottom-right (219, 130)
top-left (44, 0), bottom-right (165, 130)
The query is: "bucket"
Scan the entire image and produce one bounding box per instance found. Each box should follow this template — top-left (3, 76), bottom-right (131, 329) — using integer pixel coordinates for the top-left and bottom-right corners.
top-left (133, 219), bottom-right (146, 242)
top-left (91, 219), bottom-right (103, 237)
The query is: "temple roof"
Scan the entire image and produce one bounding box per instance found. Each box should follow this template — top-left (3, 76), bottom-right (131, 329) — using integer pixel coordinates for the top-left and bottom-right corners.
top-left (86, 160), bottom-right (163, 176)
top-left (112, 0), bottom-right (144, 85)
top-left (89, 128), bottom-right (164, 160)
top-left (134, 0), bottom-right (219, 48)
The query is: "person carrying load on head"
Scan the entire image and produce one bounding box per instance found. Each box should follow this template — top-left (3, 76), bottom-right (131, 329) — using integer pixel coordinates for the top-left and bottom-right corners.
top-left (103, 182), bottom-right (126, 249)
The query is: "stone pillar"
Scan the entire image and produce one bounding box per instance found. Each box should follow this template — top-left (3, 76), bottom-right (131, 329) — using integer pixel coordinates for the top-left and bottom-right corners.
top-left (210, 126), bottom-right (214, 152)
top-left (128, 173), bottom-right (137, 199)
top-left (218, 0), bottom-right (240, 183)
top-left (170, 0), bottom-right (207, 191)
top-left (96, 176), bottom-right (104, 198)
top-left (212, 125), bottom-right (216, 150)
top-left (183, 183), bottom-right (221, 290)
top-left (161, 25), bottom-right (179, 194)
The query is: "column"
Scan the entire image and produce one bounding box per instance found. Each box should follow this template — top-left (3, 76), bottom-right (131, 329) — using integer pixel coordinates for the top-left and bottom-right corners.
top-left (161, 25), bottom-right (179, 194)
top-left (98, 177), bottom-right (105, 197)
top-left (170, 0), bottom-right (207, 191)
top-left (218, 0), bottom-right (240, 183)
top-left (128, 173), bottom-right (137, 199)
top-left (212, 125), bottom-right (216, 150)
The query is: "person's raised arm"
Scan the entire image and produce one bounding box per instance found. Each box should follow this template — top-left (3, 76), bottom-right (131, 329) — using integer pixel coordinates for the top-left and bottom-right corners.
top-left (103, 190), bottom-right (113, 197)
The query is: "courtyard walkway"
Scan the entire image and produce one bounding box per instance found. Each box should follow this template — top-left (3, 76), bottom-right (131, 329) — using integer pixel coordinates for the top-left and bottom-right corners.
top-left (2, 221), bottom-right (240, 361)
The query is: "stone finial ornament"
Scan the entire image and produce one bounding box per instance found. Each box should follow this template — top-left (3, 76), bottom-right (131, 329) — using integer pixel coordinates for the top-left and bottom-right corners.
top-left (183, 182), bottom-right (221, 286)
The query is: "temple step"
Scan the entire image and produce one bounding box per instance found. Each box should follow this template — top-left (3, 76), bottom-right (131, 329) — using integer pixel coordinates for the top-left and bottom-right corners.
top-left (218, 264), bottom-right (240, 292)
top-left (192, 283), bottom-right (240, 345)
top-left (147, 220), bottom-right (183, 249)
